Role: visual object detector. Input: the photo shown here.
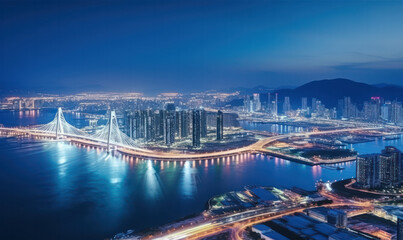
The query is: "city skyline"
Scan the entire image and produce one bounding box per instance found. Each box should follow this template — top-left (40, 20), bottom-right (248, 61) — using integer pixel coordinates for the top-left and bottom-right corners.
top-left (1, 0), bottom-right (403, 94)
top-left (2, 1), bottom-right (403, 240)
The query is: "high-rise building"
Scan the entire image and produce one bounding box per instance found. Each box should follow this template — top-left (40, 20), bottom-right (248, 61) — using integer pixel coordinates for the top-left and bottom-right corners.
top-left (337, 99), bottom-right (344, 119)
top-left (381, 102), bottom-right (392, 122)
top-left (158, 109), bottom-right (164, 137)
top-left (244, 95), bottom-right (253, 112)
top-left (145, 109), bottom-right (156, 141)
top-left (163, 113), bottom-right (175, 146)
top-left (391, 101), bottom-right (403, 124)
top-left (312, 98), bottom-right (317, 113)
top-left (192, 110), bottom-right (201, 147)
top-left (175, 111), bottom-right (180, 136)
top-left (257, 93), bottom-right (269, 111)
top-left (266, 92), bottom-right (271, 112)
top-left (329, 107), bottom-right (337, 119)
top-left (271, 93), bottom-right (278, 117)
top-left (125, 110), bottom-right (145, 140)
top-left (380, 146), bottom-right (402, 188)
top-left (301, 97), bottom-right (308, 110)
top-left (283, 96), bottom-right (291, 113)
top-left (124, 111), bottom-right (132, 138)
top-left (372, 96), bottom-right (381, 120)
top-left (343, 97), bottom-right (350, 118)
top-left (356, 154), bottom-right (380, 189)
top-left (164, 103), bottom-right (176, 146)
top-left (253, 93), bottom-right (261, 112)
top-left (363, 97), bottom-right (381, 122)
top-left (342, 96), bottom-right (357, 119)
top-left (216, 110), bottom-right (224, 141)
top-left (200, 109), bottom-right (207, 138)
top-left (179, 110), bottom-right (189, 139)
top-left (12, 99), bottom-right (22, 110)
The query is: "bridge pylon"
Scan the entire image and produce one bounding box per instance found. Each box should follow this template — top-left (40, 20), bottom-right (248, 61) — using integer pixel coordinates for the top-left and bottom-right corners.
top-left (106, 110), bottom-right (117, 153)
top-left (55, 107), bottom-right (64, 139)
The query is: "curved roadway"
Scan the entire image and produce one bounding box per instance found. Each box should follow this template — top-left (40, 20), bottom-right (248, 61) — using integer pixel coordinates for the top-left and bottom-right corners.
top-left (1, 126), bottom-right (380, 161)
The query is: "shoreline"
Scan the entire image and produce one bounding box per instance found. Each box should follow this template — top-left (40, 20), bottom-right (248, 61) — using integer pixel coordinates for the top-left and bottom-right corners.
top-left (0, 126), bottom-right (388, 166)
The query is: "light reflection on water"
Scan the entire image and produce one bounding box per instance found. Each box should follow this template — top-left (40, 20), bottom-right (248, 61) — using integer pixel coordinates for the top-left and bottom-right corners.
top-left (1, 111), bottom-right (402, 240)
top-left (351, 134), bottom-right (403, 154)
top-left (0, 137), bottom-right (357, 240)
top-left (144, 160), bottom-right (163, 200)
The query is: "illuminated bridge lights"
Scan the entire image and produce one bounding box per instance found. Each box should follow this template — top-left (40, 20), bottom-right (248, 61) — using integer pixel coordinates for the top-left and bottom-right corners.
top-left (0, 107), bottom-right (384, 162)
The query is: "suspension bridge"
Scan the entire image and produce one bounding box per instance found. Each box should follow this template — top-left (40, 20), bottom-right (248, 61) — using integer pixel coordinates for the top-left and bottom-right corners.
top-left (0, 108), bottom-right (383, 163)
top-left (0, 108), bottom-right (149, 153)
top-left (0, 108), bottom-right (253, 160)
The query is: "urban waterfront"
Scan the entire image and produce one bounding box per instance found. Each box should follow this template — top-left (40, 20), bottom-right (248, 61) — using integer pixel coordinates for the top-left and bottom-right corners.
top-left (2, 1), bottom-right (403, 239)
top-left (2, 110), bottom-right (402, 239)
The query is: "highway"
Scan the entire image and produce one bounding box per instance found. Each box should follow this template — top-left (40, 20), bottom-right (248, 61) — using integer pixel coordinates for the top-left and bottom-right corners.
top-left (141, 202), bottom-right (373, 240)
top-left (146, 205), bottom-right (303, 240)
top-left (140, 181), bottom-right (375, 240)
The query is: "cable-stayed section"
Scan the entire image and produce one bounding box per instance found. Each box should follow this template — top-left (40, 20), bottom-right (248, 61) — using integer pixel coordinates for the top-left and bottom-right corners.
top-left (34, 108), bottom-right (90, 138)
top-left (28, 108), bottom-right (145, 152)
top-left (91, 110), bottom-right (144, 151)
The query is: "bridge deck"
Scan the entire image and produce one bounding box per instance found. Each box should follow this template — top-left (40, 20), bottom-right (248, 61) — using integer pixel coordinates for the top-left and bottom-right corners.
top-left (0, 126), bottom-right (381, 163)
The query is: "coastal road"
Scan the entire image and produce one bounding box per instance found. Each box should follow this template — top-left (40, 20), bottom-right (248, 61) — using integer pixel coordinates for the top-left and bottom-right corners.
top-left (118, 126), bottom-right (381, 161)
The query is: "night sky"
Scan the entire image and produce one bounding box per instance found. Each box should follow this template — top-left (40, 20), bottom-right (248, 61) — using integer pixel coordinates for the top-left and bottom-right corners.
top-left (1, 0), bottom-right (403, 95)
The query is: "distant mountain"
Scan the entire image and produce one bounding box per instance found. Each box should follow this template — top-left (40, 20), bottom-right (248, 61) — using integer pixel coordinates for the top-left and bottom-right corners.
top-left (275, 78), bottom-right (403, 108)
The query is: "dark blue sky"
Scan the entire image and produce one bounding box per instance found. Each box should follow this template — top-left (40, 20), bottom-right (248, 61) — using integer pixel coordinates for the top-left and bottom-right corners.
top-left (1, 0), bottom-right (403, 95)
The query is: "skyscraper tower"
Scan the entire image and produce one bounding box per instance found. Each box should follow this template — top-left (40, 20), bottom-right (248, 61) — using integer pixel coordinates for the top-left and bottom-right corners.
top-left (253, 93), bottom-right (261, 112)
top-left (283, 96), bottom-right (291, 113)
top-left (343, 96), bottom-right (351, 118)
top-left (192, 110), bottom-right (201, 147)
top-left (381, 102), bottom-right (392, 122)
top-left (200, 109), bottom-right (207, 138)
top-left (273, 93), bottom-right (278, 117)
top-left (301, 97), bottom-right (308, 110)
top-left (391, 101), bottom-right (402, 124)
top-left (266, 92), bottom-right (271, 112)
top-left (144, 109), bottom-right (155, 141)
top-left (379, 146), bottom-right (402, 188)
top-left (356, 154), bottom-right (380, 189)
top-left (244, 95), bottom-right (252, 112)
top-left (164, 103), bottom-right (176, 146)
top-left (312, 98), bottom-right (317, 113)
top-left (179, 110), bottom-right (189, 138)
top-left (216, 110), bottom-right (224, 141)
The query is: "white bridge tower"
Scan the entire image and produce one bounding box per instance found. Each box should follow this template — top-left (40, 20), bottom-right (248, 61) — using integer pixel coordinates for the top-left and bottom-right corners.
top-left (106, 110), bottom-right (117, 153)
top-left (55, 107), bottom-right (64, 139)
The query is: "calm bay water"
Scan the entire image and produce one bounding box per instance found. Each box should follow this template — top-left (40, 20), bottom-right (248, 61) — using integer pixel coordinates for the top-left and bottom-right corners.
top-left (239, 121), bottom-right (307, 134)
top-left (0, 110), bottom-right (400, 240)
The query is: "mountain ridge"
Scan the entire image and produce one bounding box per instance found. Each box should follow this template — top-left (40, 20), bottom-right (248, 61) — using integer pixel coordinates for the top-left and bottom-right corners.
top-left (241, 78), bottom-right (403, 108)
